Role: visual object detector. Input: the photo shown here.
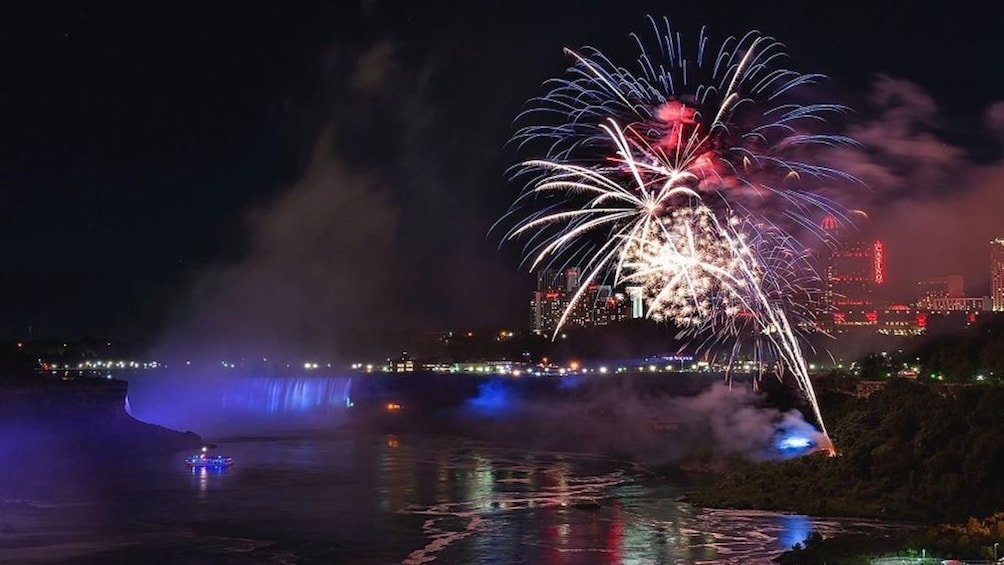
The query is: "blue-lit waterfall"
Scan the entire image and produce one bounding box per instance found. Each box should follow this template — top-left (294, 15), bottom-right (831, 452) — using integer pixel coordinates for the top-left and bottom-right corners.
top-left (221, 376), bottom-right (353, 415)
top-left (126, 371), bottom-right (354, 437)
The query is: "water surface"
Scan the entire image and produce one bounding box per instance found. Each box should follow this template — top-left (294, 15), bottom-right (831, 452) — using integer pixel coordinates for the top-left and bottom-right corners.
top-left (0, 434), bottom-right (901, 564)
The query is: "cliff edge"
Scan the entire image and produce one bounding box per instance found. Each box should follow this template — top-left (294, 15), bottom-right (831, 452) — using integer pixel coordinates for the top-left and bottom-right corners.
top-left (0, 374), bottom-right (203, 464)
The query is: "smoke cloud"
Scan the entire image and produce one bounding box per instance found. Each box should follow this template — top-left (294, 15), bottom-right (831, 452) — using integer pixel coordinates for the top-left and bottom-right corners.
top-left (985, 101), bottom-right (1004, 140)
top-left (127, 365), bottom-right (818, 466)
top-left (449, 378), bottom-right (821, 466)
top-left (822, 75), bottom-right (1004, 299)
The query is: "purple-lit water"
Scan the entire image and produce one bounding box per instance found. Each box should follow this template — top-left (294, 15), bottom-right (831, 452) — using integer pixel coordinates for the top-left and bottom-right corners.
top-left (1, 433), bottom-right (902, 564)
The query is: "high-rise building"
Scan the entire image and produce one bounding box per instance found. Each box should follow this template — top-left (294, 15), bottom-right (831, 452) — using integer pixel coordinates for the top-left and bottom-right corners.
top-left (922, 296), bottom-right (992, 313)
top-left (820, 216), bottom-right (884, 326)
top-left (915, 275), bottom-right (991, 314)
top-left (592, 286), bottom-right (630, 325)
top-left (992, 238), bottom-right (1004, 311)
top-left (531, 269), bottom-right (630, 334)
top-left (917, 275), bottom-right (965, 308)
top-left (531, 289), bottom-right (565, 336)
top-left (565, 268), bottom-right (580, 292)
top-left (536, 268), bottom-right (572, 293)
top-left (625, 285), bottom-right (645, 319)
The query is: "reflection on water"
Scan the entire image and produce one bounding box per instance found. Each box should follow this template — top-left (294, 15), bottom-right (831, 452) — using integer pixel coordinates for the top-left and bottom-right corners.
top-left (779, 513), bottom-right (812, 550)
top-left (190, 465), bottom-right (229, 501)
top-left (0, 435), bottom-right (904, 564)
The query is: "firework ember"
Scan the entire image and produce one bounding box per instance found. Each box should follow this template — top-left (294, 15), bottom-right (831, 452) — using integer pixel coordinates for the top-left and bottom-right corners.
top-left (502, 16), bottom-right (857, 453)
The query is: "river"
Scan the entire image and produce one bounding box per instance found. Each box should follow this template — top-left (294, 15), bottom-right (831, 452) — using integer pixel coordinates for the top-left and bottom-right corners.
top-left (1, 432), bottom-right (902, 564)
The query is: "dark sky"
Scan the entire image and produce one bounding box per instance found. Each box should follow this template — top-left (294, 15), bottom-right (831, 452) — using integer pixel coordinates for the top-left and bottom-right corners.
top-left (2, 1), bottom-right (1003, 350)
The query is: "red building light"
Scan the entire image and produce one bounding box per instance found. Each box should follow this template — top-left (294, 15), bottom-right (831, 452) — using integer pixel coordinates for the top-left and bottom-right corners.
top-left (873, 241), bottom-right (885, 285)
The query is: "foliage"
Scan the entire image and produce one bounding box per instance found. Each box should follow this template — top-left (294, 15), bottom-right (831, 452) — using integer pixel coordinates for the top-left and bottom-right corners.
top-left (691, 379), bottom-right (1004, 522)
top-left (773, 514), bottom-right (1004, 563)
top-left (914, 314), bottom-right (1004, 383)
top-left (916, 512), bottom-right (1004, 559)
top-left (774, 531), bottom-right (910, 565)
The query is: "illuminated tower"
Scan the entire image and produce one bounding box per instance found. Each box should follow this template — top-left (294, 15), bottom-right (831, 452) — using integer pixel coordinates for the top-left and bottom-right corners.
top-left (565, 268), bottom-right (580, 291)
top-left (532, 269), bottom-right (568, 335)
top-left (992, 238), bottom-right (1004, 311)
top-left (820, 216), bottom-right (884, 326)
top-left (625, 285), bottom-right (645, 319)
top-left (531, 268), bottom-right (630, 333)
top-left (530, 268), bottom-right (588, 334)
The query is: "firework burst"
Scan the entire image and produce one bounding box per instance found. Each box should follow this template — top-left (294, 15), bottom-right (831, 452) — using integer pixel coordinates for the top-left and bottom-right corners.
top-left (501, 17), bottom-right (856, 452)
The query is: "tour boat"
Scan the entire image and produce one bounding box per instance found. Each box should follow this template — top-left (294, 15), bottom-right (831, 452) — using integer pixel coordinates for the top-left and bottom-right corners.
top-left (185, 447), bottom-right (233, 468)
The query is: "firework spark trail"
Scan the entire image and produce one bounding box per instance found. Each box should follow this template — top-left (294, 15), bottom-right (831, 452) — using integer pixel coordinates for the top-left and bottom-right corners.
top-left (511, 121), bottom-right (834, 444)
top-left (501, 17), bottom-right (857, 453)
top-left (614, 194), bottom-right (830, 437)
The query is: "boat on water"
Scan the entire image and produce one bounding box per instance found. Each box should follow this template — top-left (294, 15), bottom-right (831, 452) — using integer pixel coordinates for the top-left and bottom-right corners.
top-left (185, 447), bottom-right (233, 468)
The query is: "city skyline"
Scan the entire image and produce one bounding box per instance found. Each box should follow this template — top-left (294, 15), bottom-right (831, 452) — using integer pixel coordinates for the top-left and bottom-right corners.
top-left (529, 224), bottom-right (1004, 337)
top-left (2, 2), bottom-right (1003, 352)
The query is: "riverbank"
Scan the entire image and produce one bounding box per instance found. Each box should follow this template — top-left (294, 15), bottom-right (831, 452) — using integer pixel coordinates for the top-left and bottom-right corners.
top-left (688, 379), bottom-right (1004, 522)
top-left (681, 378), bottom-right (1004, 562)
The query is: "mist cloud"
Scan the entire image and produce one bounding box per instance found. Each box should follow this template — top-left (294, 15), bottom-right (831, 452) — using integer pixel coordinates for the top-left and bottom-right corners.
top-left (159, 138), bottom-right (400, 362)
top-left (155, 39), bottom-right (523, 362)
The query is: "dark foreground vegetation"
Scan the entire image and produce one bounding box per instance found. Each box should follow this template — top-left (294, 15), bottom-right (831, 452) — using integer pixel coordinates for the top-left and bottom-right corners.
top-left (690, 377), bottom-right (1003, 525)
top-left (775, 513), bottom-right (1004, 564)
top-left (689, 377), bottom-right (1004, 562)
top-left (692, 379), bottom-right (1004, 521)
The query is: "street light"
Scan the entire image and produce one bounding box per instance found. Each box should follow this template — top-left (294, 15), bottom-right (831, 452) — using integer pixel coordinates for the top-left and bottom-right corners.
top-left (993, 541), bottom-right (999, 562)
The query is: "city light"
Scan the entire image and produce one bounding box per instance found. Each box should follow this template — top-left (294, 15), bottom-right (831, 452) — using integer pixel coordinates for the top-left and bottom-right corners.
top-left (873, 240), bottom-right (885, 285)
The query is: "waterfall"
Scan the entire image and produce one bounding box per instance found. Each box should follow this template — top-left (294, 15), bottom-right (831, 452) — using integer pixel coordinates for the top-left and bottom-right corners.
top-left (222, 376), bottom-right (354, 415)
top-left (127, 371), bottom-right (355, 437)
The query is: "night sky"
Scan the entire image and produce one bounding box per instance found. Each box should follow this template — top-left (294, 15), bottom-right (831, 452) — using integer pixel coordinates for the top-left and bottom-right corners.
top-left (2, 1), bottom-right (1003, 353)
